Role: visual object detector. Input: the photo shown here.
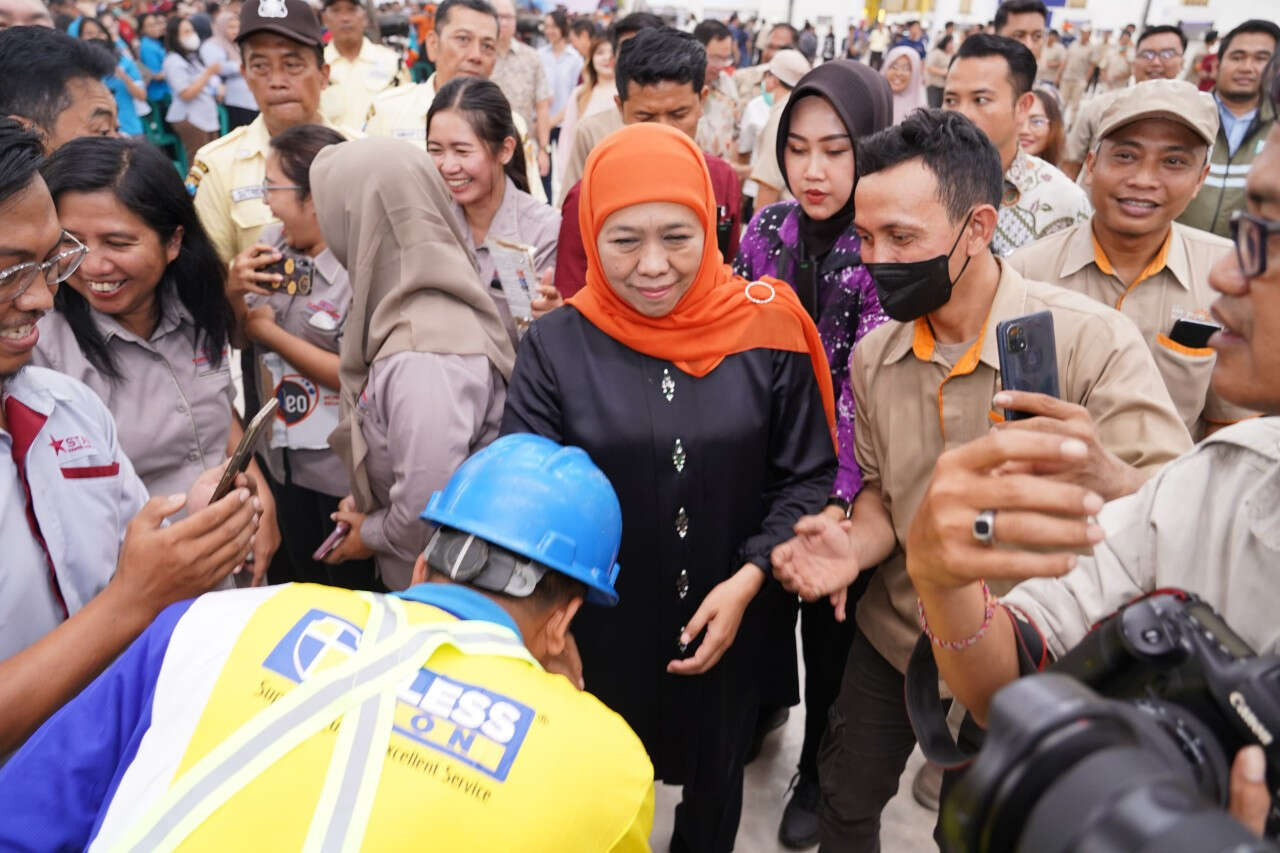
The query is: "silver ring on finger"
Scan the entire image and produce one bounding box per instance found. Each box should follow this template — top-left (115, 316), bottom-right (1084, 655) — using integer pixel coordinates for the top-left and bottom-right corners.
top-left (972, 509), bottom-right (997, 547)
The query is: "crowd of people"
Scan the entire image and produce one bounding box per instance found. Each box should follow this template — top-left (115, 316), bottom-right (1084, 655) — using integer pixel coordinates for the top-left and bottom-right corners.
top-left (0, 0), bottom-right (1277, 849)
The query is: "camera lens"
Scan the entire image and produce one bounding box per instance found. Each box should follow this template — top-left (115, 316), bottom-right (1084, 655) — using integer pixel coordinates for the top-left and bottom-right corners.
top-left (1007, 326), bottom-right (1027, 354)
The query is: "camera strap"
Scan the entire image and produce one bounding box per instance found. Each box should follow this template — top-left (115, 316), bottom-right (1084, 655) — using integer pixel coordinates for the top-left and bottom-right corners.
top-left (904, 604), bottom-right (1047, 769)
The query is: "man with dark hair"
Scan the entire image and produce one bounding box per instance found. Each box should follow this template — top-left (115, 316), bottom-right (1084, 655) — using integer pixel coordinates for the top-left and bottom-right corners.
top-left (189, 0), bottom-right (352, 265)
top-left (1037, 28), bottom-right (1065, 84)
top-left (770, 108), bottom-right (1190, 853)
top-left (945, 33), bottom-right (1091, 255)
top-left (0, 0), bottom-right (51, 29)
top-left (0, 25), bottom-right (116, 152)
top-left (1061, 24), bottom-right (1188, 180)
top-left (554, 27), bottom-right (741, 296)
top-left (567, 15), bottom-right (595, 58)
top-left (900, 64), bottom-right (1280, 841)
top-left (0, 434), bottom-right (655, 849)
top-left (555, 11), bottom-right (663, 201)
top-left (490, 0), bottom-right (551, 191)
top-left (1179, 19), bottom-right (1279, 237)
top-left (692, 18), bottom-right (739, 164)
top-left (993, 0), bottom-right (1046, 60)
top-left (894, 19), bottom-right (926, 58)
top-left (365, 0), bottom-right (543, 201)
top-left (0, 117), bottom-right (259, 756)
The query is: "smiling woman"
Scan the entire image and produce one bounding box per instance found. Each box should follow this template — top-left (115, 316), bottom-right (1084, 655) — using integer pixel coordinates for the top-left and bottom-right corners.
top-left (32, 136), bottom-right (281, 582)
top-left (500, 121), bottom-right (838, 853)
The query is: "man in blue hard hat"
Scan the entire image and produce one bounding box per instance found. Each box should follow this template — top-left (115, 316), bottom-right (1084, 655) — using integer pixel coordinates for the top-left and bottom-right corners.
top-left (0, 434), bottom-right (655, 852)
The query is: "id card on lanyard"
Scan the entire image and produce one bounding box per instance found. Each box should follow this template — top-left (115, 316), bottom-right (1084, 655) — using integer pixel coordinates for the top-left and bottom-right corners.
top-left (261, 351), bottom-right (340, 450)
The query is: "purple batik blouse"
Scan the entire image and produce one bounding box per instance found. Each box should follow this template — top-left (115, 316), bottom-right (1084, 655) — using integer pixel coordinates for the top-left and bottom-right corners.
top-left (733, 201), bottom-right (888, 501)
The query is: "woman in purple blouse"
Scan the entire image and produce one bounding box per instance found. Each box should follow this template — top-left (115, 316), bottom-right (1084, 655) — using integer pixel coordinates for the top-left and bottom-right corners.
top-left (731, 59), bottom-right (894, 849)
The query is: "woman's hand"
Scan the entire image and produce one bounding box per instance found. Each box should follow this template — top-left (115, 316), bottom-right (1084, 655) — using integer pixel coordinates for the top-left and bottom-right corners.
top-left (243, 304), bottom-right (278, 345)
top-left (324, 496), bottom-right (375, 564)
top-left (530, 269), bottom-right (563, 319)
top-left (667, 564), bottom-right (765, 676)
top-left (246, 463), bottom-right (279, 585)
top-left (228, 244), bottom-right (281, 299)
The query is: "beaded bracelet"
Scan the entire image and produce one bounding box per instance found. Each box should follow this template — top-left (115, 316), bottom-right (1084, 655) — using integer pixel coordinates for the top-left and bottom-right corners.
top-left (916, 580), bottom-right (995, 651)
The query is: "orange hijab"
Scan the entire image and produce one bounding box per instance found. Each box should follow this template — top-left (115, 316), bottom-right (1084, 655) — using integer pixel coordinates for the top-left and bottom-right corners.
top-left (567, 123), bottom-right (836, 445)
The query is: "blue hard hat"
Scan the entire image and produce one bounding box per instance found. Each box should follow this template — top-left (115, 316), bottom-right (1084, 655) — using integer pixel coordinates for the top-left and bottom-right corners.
top-left (421, 434), bottom-right (622, 606)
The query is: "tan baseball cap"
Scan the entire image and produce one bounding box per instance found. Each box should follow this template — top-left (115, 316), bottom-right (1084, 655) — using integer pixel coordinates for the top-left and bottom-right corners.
top-left (768, 49), bottom-right (811, 88)
top-left (1096, 78), bottom-right (1219, 148)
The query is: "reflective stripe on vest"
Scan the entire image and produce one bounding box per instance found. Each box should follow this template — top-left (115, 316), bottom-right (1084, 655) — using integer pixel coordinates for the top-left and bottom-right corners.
top-left (107, 593), bottom-right (536, 853)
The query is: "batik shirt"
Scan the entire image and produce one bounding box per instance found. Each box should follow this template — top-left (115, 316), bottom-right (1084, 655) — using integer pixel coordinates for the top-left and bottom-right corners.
top-left (993, 147), bottom-right (1092, 257)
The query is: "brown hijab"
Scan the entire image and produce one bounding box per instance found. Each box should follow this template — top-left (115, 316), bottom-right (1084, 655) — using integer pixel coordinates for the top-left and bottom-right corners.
top-left (311, 137), bottom-right (516, 511)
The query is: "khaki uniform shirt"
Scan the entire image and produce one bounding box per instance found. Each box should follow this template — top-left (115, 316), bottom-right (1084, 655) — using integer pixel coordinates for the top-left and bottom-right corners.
top-left (1061, 41), bottom-right (1094, 83)
top-left (1008, 220), bottom-right (1254, 439)
top-left (1062, 89), bottom-right (1118, 167)
top-left (187, 115), bottom-right (357, 265)
top-left (851, 261), bottom-right (1192, 672)
top-left (1038, 40), bottom-right (1067, 83)
top-left (364, 74), bottom-right (546, 203)
top-left (994, 148), bottom-right (1092, 257)
top-left (1004, 417), bottom-right (1280, 659)
top-left (557, 107), bottom-right (622, 206)
top-left (321, 38), bottom-right (406, 131)
top-left (748, 94), bottom-right (794, 200)
top-left (32, 289), bottom-right (236, 502)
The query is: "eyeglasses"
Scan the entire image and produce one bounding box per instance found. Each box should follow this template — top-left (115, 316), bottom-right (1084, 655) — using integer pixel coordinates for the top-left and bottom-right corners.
top-left (0, 232), bottom-right (87, 304)
top-left (1027, 116), bottom-right (1050, 129)
top-left (1136, 48), bottom-right (1182, 62)
top-left (261, 181), bottom-right (304, 196)
top-left (1230, 210), bottom-right (1280, 279)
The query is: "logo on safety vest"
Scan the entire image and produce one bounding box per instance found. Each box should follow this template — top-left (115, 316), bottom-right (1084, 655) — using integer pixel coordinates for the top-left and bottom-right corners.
top-left (263, 609), bottom-right (535, 782)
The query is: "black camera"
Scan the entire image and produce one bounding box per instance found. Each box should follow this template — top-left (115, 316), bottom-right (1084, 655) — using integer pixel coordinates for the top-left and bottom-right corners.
top-left (941, 591), bottom-right (1280, 853)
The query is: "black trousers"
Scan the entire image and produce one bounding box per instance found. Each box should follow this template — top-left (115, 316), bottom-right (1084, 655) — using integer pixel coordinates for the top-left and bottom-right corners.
top-left (264, 460), bottom-right (381, 591)
top-left (817, 633), bottom-right (919, 853)
top-left (798, 598), bottom-right (858, 780)
top-left (540, 125), bottom-right (560, 201)
top-left (670, 702), bottom-right (755, 853)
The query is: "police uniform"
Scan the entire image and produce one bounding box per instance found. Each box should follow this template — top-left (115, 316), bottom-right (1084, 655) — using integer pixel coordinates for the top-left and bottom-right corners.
top-left (320, 37), bottom-right (407, 130)
top-left (188, 0), bottom-right (360, 264)
top-left (188, 114), bottom-right (360, 265)
top-left (0, 582), bottom-right (656, 851)
top-left (364, 74), bottom-right (547, 204)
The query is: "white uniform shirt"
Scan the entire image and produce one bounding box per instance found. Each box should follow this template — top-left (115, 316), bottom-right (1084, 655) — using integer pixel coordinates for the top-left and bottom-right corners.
top-left (0, 366), bottom-right (148, 659)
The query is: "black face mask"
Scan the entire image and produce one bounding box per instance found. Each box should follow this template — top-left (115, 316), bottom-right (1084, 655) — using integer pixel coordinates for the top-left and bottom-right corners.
top-left (865, 210), bottom-right (975, 323)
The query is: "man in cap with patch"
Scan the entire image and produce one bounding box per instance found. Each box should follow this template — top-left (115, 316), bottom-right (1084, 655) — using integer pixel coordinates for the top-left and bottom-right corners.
top-left (187, 0), bottom-right (359, 266)
top-left (0, 434), bottom-right (655, 851)
top-left (319, 0), bottom-right (408, 129)
top-left (1009, 78), bottom-right (1256, 439)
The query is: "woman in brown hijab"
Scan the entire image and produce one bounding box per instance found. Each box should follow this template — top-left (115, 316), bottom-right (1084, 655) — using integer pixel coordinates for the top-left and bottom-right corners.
top-left (310, 137), bottom-right (516, 590)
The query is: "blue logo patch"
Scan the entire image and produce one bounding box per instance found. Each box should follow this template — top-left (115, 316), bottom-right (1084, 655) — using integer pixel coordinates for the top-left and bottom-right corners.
top-left (263, 609), bottom-right (534, 782)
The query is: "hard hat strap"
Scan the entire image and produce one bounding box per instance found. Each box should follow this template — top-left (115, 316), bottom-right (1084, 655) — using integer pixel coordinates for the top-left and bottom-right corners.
top-left (424, 527), bottom-right (547, 599)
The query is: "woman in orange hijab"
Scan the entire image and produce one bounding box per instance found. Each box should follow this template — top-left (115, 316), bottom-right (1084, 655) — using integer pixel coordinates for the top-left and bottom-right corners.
top-left (501, 123), bottom-right (837, 853)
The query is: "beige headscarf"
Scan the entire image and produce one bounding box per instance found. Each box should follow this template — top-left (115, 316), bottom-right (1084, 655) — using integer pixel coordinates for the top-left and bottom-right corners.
top-left (311, 137), bottom-right (516, 511)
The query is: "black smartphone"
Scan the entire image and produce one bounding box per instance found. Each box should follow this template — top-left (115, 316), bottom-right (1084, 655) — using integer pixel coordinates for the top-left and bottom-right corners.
top-left (209, 398), bottom-right (279, 503)
top-left (996, 310), bottom-right (1060, 421)
top-left (1168, 318), bottom-right (1221, 349)
top-left (262, 250), bottom-right (314, 297)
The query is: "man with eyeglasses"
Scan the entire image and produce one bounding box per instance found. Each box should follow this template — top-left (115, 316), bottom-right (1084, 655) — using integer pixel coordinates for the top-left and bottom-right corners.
top-left (1061, 25), bottom-right (1187, 181)
top-left (731, 22), bottom-right (797, 113)
top-left (0, 118), bottom-right (259, 755)
top-left (363, 0), bottom-right (544, 202)
top-left (1179, 19), bottom-right (1279, 238)
top-left (187, 0), bottom-right (357, 266)
top-left (1010, 79), bottom-right (1256, 441)
top-left (897, 59), bottom-right (1280, 841)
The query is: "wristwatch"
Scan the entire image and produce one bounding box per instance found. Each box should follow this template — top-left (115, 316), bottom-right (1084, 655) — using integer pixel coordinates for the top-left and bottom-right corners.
top-left (825, 496), bottom-right (853, 519)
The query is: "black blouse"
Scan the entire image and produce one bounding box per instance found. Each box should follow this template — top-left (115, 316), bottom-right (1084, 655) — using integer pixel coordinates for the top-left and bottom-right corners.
top-left (500, 306), bottom-right (835, 781)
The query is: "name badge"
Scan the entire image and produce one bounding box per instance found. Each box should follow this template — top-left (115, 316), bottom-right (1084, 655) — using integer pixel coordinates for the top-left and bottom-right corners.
top-left (231, 185), bottom-right (265, 203)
